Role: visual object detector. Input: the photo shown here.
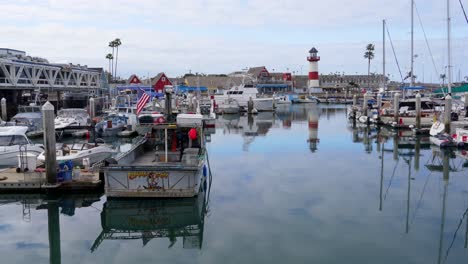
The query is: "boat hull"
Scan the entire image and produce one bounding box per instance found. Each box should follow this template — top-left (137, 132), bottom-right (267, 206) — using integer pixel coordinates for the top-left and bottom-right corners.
top-left (0, 146), bottom-right (43, 166)
top-left (37, 149), bottom-right (114, 166)
top-left (104, 167), bottom-right (205, 198)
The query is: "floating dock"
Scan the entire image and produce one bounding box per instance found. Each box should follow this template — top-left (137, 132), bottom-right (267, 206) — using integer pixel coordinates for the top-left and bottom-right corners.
top-left (0, 168), bottom-right (102, 193)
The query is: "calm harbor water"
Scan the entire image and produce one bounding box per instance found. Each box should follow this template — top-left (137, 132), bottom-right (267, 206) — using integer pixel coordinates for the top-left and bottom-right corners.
top-left (1, 104), bottom-right (468, 263)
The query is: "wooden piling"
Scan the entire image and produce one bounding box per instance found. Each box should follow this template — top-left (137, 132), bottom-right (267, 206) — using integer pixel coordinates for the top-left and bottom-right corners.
top-left (444, 95), bottom-right (452, 134)
top-left (415, 93), bottom-right (421, 129)
top-left (1, 97), bottom-right (6, 121)
top-left (42, 102), bottom-right (57, 184)
top-left (394, 92), bottom-right (400, 124)
top-left (89, 97), bottom-right (95, 119)
top-left (248, 97), bottom-right (254, 114)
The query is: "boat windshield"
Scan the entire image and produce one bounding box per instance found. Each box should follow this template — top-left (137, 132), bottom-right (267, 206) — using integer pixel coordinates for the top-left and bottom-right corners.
top-left (0, 135), bottom-right (29, 146)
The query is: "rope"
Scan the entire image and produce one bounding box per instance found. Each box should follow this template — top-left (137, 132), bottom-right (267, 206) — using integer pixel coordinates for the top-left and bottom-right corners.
top-left (460, 0), bottom-right (468, 25)
top-left (414, 2), bottom-right (441, 86)
top-left (386, 23), bottom-right (405, 82)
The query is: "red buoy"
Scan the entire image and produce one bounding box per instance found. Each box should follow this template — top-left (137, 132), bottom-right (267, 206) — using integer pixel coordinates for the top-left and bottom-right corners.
top-left (188, 128), bottom-right (197, 140)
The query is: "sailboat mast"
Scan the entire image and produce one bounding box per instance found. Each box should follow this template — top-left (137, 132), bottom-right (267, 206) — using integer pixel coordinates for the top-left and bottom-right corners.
top-left (410, 0), bottom-right (415, 87)
top-left (383, 19), bottom-right (386, 91)
top-left (447, 0), bottom-right (452, 94)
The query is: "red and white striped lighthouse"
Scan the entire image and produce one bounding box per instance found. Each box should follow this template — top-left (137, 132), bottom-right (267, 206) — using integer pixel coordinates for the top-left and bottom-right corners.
top-left (307, 47), bottom-right (320, 89)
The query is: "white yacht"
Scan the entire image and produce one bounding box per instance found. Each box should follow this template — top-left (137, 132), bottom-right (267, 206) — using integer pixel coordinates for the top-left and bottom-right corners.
top-left (55, 108), bottom-right (90, 130)
top-left (214, 84), bottom-right (274, 111)
top-left (0, 126), bottom-right (43, 166)
top-left (37, 142), bottom-right (115, 166)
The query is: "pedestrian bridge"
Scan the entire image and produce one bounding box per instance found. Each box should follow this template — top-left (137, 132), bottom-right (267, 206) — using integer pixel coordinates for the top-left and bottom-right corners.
top-left (0, 57), bottom-right (103, 91)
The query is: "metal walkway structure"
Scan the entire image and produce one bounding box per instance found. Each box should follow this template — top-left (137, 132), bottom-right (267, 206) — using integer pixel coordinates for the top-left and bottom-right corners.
top-left (0, 56), bottom-right (103, 91)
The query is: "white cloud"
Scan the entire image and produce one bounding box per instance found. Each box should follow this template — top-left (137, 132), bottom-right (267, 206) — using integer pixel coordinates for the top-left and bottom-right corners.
top-left (0, 0), bottom-right (466, 82)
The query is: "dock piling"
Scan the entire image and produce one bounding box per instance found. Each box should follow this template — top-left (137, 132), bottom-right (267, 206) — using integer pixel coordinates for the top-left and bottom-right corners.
top-left (352, 94), bottom-right (357, 108)
top-left (394, 92), bottom-right (400, 124)
top-left (89, 97), bottom-right (95, 119)
top-left (362, 93), bottom-right (368, 114)
top-left (248, 97), bottom-right (254, 114)
top-left (377, 93), bottom-right (382, 110)
top-left (444, 95), bottom-right (452, 134)
top-left (415, 93), bottom-right (421, 129)
top-left (1, 97), bottom-right (6, 121)
top-left (465, 92), bottom-right (468, 118)
top-left (111, 98), bottom-right (116, 109)
top-left (42, 102), bottom-right (57, 184)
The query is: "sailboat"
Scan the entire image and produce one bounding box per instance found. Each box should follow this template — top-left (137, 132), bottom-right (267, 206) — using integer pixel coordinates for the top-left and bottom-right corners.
top-left (429, 0), bottom-right (468, 148)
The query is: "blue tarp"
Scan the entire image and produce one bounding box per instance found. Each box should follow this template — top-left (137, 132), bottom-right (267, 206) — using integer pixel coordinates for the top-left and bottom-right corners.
top-left (256, 84), bottom-right (289, 88)
top-left (176, 86), bottom-right (208, 92)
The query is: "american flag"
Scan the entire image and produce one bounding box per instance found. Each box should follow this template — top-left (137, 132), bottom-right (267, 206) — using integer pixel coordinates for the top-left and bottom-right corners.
top-left (136, 89), bottom-right (150, 115)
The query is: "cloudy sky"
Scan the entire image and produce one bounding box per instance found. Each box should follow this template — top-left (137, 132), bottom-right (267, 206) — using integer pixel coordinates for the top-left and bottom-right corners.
top-left (0, 0), bottom-right (466, 82)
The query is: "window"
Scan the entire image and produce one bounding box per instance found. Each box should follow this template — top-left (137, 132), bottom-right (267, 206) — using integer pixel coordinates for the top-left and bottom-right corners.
top-left (0, 136), bottom-right (12, 146)
top-left (12, 135), bottom-right (29, 145)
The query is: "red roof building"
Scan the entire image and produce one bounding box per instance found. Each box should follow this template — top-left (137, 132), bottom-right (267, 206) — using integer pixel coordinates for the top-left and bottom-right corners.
top-left (128, 74), bottom-right (142, 85)
top-left (151, 72), bottom-right (172, 92)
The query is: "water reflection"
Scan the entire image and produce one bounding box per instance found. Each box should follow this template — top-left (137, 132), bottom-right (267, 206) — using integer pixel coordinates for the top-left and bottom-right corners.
top-left (0, 193), bottom-right (102, 264)
top-left (91, 190), bottom-right (209, 251)
top-left (346, 122), bottom-right (468, 263)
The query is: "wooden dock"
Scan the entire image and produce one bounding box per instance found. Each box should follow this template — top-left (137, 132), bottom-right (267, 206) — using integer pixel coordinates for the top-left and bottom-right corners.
top-left (0, 168), bottom-right (102, 193)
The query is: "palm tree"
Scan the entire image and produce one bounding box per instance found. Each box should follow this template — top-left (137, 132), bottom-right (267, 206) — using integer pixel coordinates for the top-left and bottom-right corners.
top-left (105, 53), bottom-right (113, 77)
top-left (108, 40), bottom-right (116, 80)
top-left (440, 73), bottom-right (447, 86)
top-left (363, 43), bottom-right (375, 90)
top-left (113, 38), bottom-right (122, 80)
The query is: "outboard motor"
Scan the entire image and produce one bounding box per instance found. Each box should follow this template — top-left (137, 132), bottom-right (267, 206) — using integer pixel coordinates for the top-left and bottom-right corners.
top-left (451, 112), bottom-right (459, 121)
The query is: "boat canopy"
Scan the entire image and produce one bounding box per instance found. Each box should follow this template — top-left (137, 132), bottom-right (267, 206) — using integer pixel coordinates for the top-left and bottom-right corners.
top-left (433, 84), bottom-right (468, 94)
top-left (0, 126), bottom-right (29, 136)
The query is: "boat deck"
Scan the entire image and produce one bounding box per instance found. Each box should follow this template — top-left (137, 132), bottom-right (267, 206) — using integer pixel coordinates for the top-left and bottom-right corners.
top-left (114, 146), bottom-right (202, 170)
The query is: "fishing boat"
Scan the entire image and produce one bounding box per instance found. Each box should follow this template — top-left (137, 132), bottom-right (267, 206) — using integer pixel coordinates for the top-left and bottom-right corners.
top-left (275, 95), bottom-right (293, 105)
top-left (101, 113), bottom-right (207, 198)
top-left (214, 83), bottom-right (274, 111)
top-left (0, 126), bottom-right (43, 166)
top-left (291, 95), bottom-right (316, 104)
top-left (218, 98), bottom-right (240, 114)
top-left (37, 142), bottom-right (115, 166)
top-left (55, 108), bottom-right (90, 130)
top-left (95, 114), bottom-right (128, 137)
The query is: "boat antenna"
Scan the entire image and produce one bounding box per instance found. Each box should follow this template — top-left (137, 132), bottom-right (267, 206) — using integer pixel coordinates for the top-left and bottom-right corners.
top-left (410, 0), bottom-right (415, 88)
top-left (382, 19), bottom-right (387, 92)
top-left (447, 0), bottom-right (453, 95)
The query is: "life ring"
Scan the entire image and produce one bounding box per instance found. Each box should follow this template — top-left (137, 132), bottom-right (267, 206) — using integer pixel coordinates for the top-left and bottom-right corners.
top-left (155, 116), bottom-right (166, 124)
